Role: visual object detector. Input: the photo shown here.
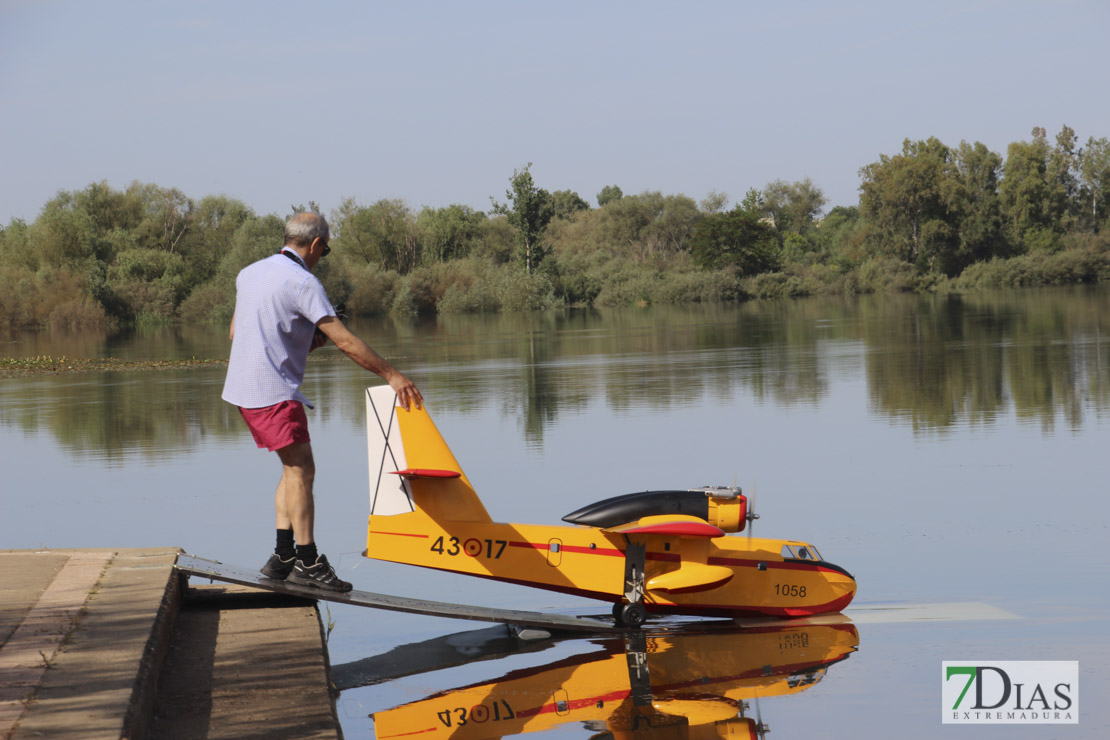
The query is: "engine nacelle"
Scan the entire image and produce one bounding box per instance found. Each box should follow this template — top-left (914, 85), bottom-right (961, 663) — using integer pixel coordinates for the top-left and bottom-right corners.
top-left (562, 487), bottom-right (748, 533)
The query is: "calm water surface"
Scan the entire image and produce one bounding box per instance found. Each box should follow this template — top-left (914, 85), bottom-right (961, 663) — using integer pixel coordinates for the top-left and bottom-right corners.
top-left (2, 288), bottom-right (1107, 738)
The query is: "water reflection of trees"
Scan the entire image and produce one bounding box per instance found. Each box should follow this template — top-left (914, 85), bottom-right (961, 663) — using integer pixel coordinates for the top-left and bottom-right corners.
top-left (3, 287), bottom-right (1108, 453)
top-left (0, 367), bottom-right (239, 461)
top-left (325, 304), bottom-right (834, 444)
top-left (863, 289), bottom-right (1110, 432)
top-left (330, 289), bottom-right (1110, 439)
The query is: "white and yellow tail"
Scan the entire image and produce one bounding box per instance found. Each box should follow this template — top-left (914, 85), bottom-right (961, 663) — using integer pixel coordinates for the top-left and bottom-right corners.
top-left (365, 385), bottom-right (492, 524)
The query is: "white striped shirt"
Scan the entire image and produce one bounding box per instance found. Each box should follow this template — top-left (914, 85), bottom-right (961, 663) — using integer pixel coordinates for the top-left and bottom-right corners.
top-left (221, 251), bottom-right (336, 409)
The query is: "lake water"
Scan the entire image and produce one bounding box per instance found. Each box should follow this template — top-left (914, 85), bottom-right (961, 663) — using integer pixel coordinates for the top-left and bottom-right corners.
top-left (2, 288), bottom-right (1107, 738)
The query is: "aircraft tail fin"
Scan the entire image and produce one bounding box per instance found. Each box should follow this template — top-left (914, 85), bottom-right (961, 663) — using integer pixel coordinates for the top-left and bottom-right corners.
top-left (366, 386), bottom-right (492, 523)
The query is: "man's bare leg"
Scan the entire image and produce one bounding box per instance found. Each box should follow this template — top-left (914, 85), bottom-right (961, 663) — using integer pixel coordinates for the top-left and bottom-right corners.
top-left (273, 440), bottom-right (350, 591)
top-left (276, 440), bottom-right (315, 546)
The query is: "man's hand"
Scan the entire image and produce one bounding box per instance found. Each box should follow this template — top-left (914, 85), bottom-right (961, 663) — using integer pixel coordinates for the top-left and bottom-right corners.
top-left (390, 373), bottom-right (423, 411)
top-left (310, 330), bottom-right (328, 352)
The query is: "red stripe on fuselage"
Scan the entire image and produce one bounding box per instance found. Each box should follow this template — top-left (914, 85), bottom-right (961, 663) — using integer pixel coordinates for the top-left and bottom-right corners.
top-left (507, 540), bottom-right (668, 559)
top-left (376, 727), bottom-right (439, 739)
top-left (369, 530), bottom-right (430, 539)
top-left (515, 689), bottom-right (632, 719)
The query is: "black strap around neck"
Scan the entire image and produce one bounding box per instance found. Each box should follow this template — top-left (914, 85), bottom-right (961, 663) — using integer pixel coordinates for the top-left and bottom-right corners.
top-left (280, 248), bottom-right (307, 269)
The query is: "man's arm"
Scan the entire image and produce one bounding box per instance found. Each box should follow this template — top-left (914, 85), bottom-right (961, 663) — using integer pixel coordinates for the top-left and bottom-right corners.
top-left (316, 316), bottom-right (422, 410)
top-left (229, 312), bottom-right (235, 341)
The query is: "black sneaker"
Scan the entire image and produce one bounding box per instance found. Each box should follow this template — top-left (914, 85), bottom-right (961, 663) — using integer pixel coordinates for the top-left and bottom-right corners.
top-left (260, 553), bottom-right (295, 580)
top-left (286, 554), bottom-right (352, 593)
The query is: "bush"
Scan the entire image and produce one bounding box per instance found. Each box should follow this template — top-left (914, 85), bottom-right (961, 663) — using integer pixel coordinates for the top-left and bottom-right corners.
top-left (390, 283), bottom-right (418, 317)
top-left (588, 259), bottom-right (741, 307)
top-left (0, 265), bottom-right (38, 329)
top-left (344, 263), bottom-right (400, 317)
top-left (46, 297), bottom-right (110, 332)
top-left (494, 268), bottom-right (556, 311)
top-left (593, 266), bottom-right (661, 307)
top-left (0, 265), bottom-right (104, 330)
top-left (954, 245), bottom-right (1110, 289)
top-left (437, 281), bottom-right (499, 313)
top-left (105, 277), bottom-right (178, 321)
top-left (740, 263), bottom-right (850, 299)
top-left (178, 282), bottom-right (233, 324)
top-left (402, 263), bottom-right (466, 314)
top-left (855, 257), bottom-right (921, 293)
top-left (429, 262), bottom-right (555, 313)
top-left (742, 272), bottom-right (810, 299)
top-left (653, 270), bottom-right (742, 304)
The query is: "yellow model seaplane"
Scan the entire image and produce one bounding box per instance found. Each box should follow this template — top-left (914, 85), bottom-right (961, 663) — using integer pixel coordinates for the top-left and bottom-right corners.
top-left (369, 622), bottom-right (860, 740)
top-left (364, 386), bottom-right (856, 627)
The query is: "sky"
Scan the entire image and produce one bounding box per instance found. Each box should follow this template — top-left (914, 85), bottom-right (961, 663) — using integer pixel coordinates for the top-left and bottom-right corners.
top-left (1, 0), bottom-right (1107, 225)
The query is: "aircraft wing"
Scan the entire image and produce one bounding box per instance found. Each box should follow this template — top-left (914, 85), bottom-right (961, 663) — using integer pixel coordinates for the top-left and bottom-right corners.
top-left (602, 514), bottom-right (724, 539)
top-left (602, 515), bottom-right (732, 593)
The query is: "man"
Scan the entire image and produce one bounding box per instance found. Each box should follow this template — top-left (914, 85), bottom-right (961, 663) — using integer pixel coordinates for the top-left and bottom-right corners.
top-left (222, 211), bottom-right (421, 593)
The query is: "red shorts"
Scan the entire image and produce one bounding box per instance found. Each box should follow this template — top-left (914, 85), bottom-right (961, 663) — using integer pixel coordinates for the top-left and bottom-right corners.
top-left (238, 401), bottom-right (310, 451)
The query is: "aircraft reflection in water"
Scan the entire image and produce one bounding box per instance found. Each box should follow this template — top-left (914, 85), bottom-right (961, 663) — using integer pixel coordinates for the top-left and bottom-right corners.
top-left (364, 621), bottom-right (859, 740)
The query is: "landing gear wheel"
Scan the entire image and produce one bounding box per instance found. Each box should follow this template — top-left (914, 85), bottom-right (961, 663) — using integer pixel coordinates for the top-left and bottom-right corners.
top-left (615, 602), bottom-right (647, 628)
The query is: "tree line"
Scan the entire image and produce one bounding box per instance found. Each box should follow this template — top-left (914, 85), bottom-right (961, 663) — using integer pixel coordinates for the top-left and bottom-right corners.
top-left (2, 125), bottom-right (1108, 332)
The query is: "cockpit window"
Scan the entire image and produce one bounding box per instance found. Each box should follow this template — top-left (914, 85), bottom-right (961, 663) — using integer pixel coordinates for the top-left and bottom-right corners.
top-left (787, 667), bottom-right (827, 688)
top-left (782, 544), bottom-right (823, 561)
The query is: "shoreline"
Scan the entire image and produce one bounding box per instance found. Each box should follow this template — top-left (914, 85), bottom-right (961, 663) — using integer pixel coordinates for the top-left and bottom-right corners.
top-left (0, 356), bottom-right (227, 379)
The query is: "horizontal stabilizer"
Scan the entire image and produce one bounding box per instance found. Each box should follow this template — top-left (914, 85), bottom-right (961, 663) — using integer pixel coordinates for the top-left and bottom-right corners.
top-left (390, 468), bottom-right (462, 479)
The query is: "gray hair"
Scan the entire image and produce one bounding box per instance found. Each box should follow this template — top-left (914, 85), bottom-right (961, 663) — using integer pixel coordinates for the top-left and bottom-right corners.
top-left (284, 212), bottom-right (329, 247)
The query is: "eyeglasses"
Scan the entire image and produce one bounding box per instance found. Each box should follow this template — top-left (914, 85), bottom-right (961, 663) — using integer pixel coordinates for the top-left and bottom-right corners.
top-left (321, 241), bottom-right (331, 257)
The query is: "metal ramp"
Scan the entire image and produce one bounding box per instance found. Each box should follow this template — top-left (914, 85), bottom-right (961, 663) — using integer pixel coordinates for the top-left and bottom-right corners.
top-left (174, 554), bottom-right (621, 634)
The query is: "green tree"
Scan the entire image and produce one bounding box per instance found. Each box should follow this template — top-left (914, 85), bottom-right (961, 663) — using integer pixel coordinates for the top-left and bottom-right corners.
top-left (942, 141), bottom-right (1007, 272)
top-left (1079, 136), bottom-right (1110, 232)
top-left (591, 191), bottom-right (701, 262)
top-left (760, 178), bottom-right (827, 235)
top-left (28, 191), bottom-right (98, 270)
top-left (104, 248), bottom-right (187, 321)
top-left (76, 181), bottom-right (143, 245)
top-left (596, 184), bottom-right (623, 207)
top-left (738, 187), bottom-right (764, 215)
top-left (0, 218), bottom-right (33, 270)
top-left (699, 190), bottom-right (730, 214)
top-left (416, 204), bottom-right (485, 263)
top-left (859, 137), bottom-right (958, 270)
top-left (128, 183), bottom-right (194, 254)
top-left (181, 195), bottom-right (255, 286)
top-left (551, 189), bottom-right (589, 220)
top-left (473, 216), bottom-right (516, 264)
top-left (999, 127), bottom-right (1068, 251)
top-left (689, 208), bottom-right (779, 275)
top-left (491, 164), bottom-right (554, 274)
top-left (332, 197), bottom-right (419, 273)
top-left (1047, 125), bottom-right (1081, 232)
top-left (813, 205), bottom-right (864, 266)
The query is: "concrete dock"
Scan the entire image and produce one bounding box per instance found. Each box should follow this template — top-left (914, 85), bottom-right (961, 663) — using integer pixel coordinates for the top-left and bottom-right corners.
top-left (0, 549), bottom-right (341, 739)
